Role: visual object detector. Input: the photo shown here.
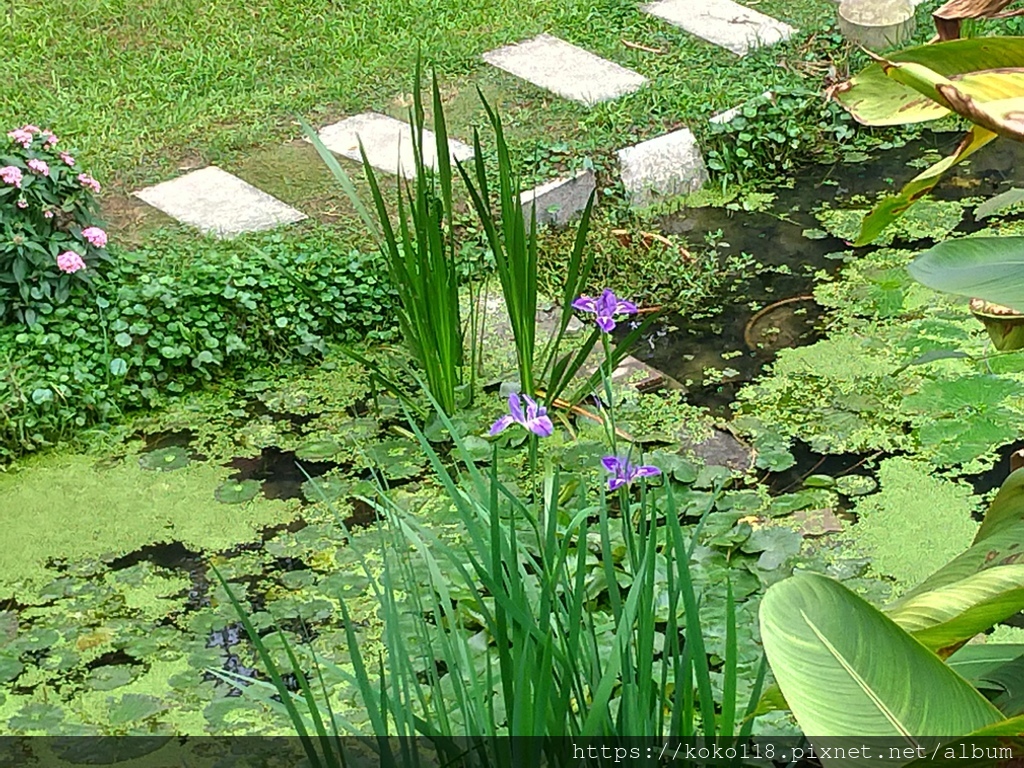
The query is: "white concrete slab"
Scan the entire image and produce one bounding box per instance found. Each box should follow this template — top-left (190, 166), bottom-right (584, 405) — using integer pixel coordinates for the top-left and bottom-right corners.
top-left (133, 166), bottom-right (306, 238)
top-left (482, 34), bottom-right (647, 106)
top-left (617, 128), bottom-right (708, 209)
top-left (520, 169), bottom-right (596, 227)
top-left (642, 0), bottom-right (796, 56)
top-left (314, 113), bottom-right (474, 179)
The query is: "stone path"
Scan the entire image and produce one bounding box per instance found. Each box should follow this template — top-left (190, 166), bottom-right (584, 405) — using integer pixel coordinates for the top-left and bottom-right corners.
top-left (133, 166), bottom-right (306, 238)
top-left (311, 112), bottom-right (474, 179)
top-left (133, 0), bottom-right (799, 233)
top-left (642, 0), bottom-right (796, 56)
top-left (482, 34), bottom-right (647, 106)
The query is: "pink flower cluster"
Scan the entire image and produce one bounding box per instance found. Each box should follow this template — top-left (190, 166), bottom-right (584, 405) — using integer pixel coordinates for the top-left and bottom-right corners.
top-left (0, 165), bottom-right (23, 188)
top-left (78, 173), bottom-right (100, 194)
top-left (7, 127), bottom-right (35, 149)
top-left (56, 251), bottom-right (86, 274)
top-left (26, 158), bottom-right (49, 176)
top-left (81, 226), bottom-right (107, 248)
top-left (59, 152), bottom-right (74, 166)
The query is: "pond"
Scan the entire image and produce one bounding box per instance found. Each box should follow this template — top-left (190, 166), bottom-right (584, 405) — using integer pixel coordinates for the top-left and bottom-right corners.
top-left (3, 128), bottom-right (1024, 739)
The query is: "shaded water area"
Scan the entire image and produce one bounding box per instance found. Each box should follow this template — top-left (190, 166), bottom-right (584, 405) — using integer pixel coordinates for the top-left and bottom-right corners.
top-left (632, 130), bottom-right (1024, 414)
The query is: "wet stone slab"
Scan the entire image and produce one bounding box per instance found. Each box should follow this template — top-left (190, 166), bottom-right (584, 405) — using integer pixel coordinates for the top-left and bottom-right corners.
top-left (616, 128), bottom-right (708, 209)
top-left (520, 169), bottom-right (596, 227)
top-left (642, 0), bottom-right (796, 56)
top-left (312, 113), bottom-right (474, 179)
top-left (482, 34), bottom-right (647, 106)
top-left (133, 166), bottom-right (307, 238)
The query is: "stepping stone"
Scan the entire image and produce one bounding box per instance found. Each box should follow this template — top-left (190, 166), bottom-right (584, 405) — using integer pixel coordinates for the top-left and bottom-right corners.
top-left (313, 113), bottom-right (474, 179)
top-left (616, 128), bottom-right (708, 209)
top-left (642, 0), bottom-right (796, 56)
top-left (520, 169), bottom-right (596, 227)
top-left (482, 34), bottom-right (646, 106)
top-left (710, 90), bottom-right (774, 125)
top-left (133, 166), bottom-right (306, 238)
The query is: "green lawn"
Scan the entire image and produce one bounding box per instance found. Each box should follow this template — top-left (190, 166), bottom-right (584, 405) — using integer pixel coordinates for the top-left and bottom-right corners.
top-left (3, 0), bottom-right (837, 194)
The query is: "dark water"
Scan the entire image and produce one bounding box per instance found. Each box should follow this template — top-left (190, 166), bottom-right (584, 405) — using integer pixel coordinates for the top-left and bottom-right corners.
top-left (632, 131), bottom-right (1024, 415)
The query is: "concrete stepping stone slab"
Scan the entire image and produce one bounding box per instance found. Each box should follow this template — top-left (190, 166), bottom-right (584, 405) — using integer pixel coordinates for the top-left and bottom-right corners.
top-left (482, 34), bottom-right (647, 106)
top-left (642, 0), bottom-right (796, 56)
top-left (133, 166), bottom-right (307, 238)
top-left (616, 128), bottom-right (708, 209)
top-left (314, 113), bottom-right (474, 179)
top-left (520, 169), bottom-right (596, 227)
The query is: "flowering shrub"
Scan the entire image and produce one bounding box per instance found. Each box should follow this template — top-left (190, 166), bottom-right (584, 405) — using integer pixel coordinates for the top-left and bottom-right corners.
top-left (0, 124), bottom-right (110, 323)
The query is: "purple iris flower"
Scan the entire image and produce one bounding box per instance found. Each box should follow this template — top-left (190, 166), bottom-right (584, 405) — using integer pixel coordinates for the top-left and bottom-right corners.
top-left (601, 455), bottom-right (661, 491)
top-left (490, 392), bottom-right (554, 438)
top-left (572, 289), bottom-right (638, 333)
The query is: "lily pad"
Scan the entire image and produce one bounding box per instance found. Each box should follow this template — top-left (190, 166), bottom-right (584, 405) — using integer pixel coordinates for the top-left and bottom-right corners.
top-left (835, 474), bottom-right (878, 496)
top-left (138, 446), bottom-right (190, 472)
top-left (295, 439), bottom-right (342, 462)
top-left (0, 655), bottom-right (23, 683)
top-left (300, 476), bottom-right (358, 503)
top-left (214, 479), bottom-right (261, 504)
top-left (86, 665), bottom-right (135, 691)
top-left (362, 440), bottom-right (428, 480)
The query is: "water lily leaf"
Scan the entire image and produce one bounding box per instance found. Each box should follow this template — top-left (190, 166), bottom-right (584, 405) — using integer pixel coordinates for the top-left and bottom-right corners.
top-left (214, 479), bottom-right (261, 504)
top-left (300, 476), bottom-right (352, 503)
top-left (803, 474), bottom-right (836, 489)
top-left (742, 527), bottom-right (803, 571)
top-left (294, 439), bottom-right (342, 462)
top-left (0, 655), bottom-right (23, 683)
top-left (86, 665), bottom-right (135, 691)
top-left (138, 446), bottom-right (190, 472)
top-left (461, 435), bottom-right (493, 462)
top-left (0, 611), bottom-right (16, 642)
top-left (108, 693), bottom-right (167, 725)
top-left (835, 474), bottom-right (878, 497)
top-left (48, 737), bottom-right (173, 764)
top-left (362, 440), bottom-right (427, 480)
top-left (9, 702), bottom-right (65, 732)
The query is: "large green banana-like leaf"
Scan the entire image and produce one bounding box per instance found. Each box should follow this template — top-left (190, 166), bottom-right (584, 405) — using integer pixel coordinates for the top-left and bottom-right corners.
top-left (833, 37), bottom-right (1024, 126)
top-left (896, 527), bottom-right (1024, 602)
top-left (854, 126), bottom-right (997, 245)
top-left (886, 565), bottom-right (1024, 657)
top-left (760, 573), bottom-right (1002, 754)
top-left (877, 59), bottom-right (1024, 141)
top-left (977, 467), bottom-right (1024, 543)
top-left (947, 643), bottom-right (1024, 688)
top-left (907, 236), bottom-right (1024, 313)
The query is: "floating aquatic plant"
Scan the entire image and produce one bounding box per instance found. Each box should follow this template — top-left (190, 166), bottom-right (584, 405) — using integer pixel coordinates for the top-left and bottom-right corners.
top-left (294, 439), bottom-right (342, 462)
top-left (138, 447), bottom-right (190, 472)
top-left (214, 479), bottom-right (261, 504)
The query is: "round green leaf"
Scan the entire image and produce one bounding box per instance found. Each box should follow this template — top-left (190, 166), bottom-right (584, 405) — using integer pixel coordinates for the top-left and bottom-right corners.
top-left (214, 479), bottom-right (261, 504)
top-left (138, 446), bottom-right (190, 472)
top-left (295, 439), bottom-right (342, 462)
top-left (835, 474), bottom-right (878, 497)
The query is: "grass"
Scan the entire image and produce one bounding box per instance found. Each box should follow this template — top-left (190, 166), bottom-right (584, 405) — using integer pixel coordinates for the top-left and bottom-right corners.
top-left (3, 0), bottom-right (839, 196)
